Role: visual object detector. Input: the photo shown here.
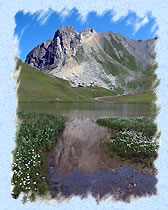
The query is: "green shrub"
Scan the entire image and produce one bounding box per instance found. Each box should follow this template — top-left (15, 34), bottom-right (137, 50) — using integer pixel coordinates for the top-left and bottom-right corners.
top-left (11, 112), bottom-right (65, 202)
top-left (105, 130), bottom-right (159, 160)
top-left (97, 117), bottom-right (159, 162)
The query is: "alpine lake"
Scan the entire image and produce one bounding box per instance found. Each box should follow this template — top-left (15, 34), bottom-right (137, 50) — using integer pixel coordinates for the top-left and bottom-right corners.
top-left (15, 101), bottom-right (159, 203)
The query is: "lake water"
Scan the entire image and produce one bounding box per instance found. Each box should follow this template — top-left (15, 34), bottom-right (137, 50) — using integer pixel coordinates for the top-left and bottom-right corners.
top-left (18, 102), bottom-right (158, 202)
top-left (47, 161), bottom-right (157, 203)
top-left (18, 102), bottom-right (157, 119)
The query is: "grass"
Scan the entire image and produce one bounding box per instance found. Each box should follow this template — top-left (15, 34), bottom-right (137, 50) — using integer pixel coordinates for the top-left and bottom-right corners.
top-left (15, 58), bottom-right (158, 104)
top-left (91, 45), bottom-right (127, 78)
top-left (72, 46), bottom-right (85, 63)
top-left (109, 35), bottom-right (137, 71)
top-left (11, 112), bottom-right (65, 202)
top-left (103, 36), bottom-right (137, 71)
top-left (95, 37), bottom-right (158, 93)
top-left (97, 57), bottom-right (121, 76)
top-left (127, 64), bottom-right (159, 91)
top-left (111, 87), bottom-right (125, 95)
top-left (97, 91), bottom-right (157, 103)
top-left (103, 37), bottom-right (120, 63)
top-left (15, 58), bottom-right (116, 103)
top-left (97, 117), bottom-right (159, 164)
top-left (97, 117), bottom-right (157, 135)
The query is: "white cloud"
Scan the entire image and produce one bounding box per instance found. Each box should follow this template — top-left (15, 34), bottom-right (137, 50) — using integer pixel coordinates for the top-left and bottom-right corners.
top-left (126, 19), bottom-right (132, 25)
top-left (59, 8), bottom-right (72, 22)
top-left (36, 9), bottom-right (53, 25)
top-left (126, 16), bottom-right (136, 26)
top-left (60, 7), bottom-right (71, 17)
top-left (20, 24), bottom-right (30, 38)
top-left (151, 22), bottom-right (158, 34)
top-left (112, 12), bottom-right (127, 22)
top-left (134, 16), bottom-right (149, 33)
top-left (126, 16), bottom-right (149, 34)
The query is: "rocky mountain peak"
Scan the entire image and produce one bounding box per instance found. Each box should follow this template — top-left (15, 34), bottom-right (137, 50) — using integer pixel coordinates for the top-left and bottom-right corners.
top-left (53, 25), bottom-right (79, 40)
top-left (81, 27), bottom-right (95, 35)
top-left (26, 25), bottom-right (83, 71)
top-left (80, 27), bottom-right (96, 41)
top-left (25, 26), bottom-right (157, 92)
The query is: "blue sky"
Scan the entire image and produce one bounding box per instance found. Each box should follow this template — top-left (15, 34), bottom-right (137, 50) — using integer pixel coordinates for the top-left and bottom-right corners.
top-left (14, 8), bottom-right (158, 61)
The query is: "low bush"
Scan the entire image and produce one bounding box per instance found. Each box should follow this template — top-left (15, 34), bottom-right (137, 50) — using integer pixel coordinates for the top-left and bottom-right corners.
top-left (97, 117), bottom-right (159, 162)
top-left (11, 112), bottom-right (65, 202)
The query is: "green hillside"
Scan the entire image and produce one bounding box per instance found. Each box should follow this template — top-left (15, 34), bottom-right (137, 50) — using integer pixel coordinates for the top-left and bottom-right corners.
top-left (16, 58), bottom-right (117, 103)
top-left (96, 91), bottom-right (157, 103)
top-left (15, 58), bottom-right (157, 103)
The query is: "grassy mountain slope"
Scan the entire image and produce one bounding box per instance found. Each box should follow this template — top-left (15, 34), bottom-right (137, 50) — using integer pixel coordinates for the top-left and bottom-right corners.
top-left (16, 58), bottom-right (118, 103)
top-left (16, 58), bottom-right (156, 103)
top-left (96, 91), bottom-right (157, 103)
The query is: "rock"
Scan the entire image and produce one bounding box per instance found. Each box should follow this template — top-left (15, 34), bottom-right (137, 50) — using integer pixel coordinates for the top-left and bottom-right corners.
top-left (25, 25), bottom-right (157, 91)
top-left (110, 168), bottom-right (118, 174)
top-left (25, 25), bottom-right (81, 71)
top-left (128, 182), bottom-right (137, 188)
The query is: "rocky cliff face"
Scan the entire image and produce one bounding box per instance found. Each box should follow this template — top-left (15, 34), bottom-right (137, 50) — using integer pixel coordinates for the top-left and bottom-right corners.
top-left (25, 26), bottom-right (158, 92)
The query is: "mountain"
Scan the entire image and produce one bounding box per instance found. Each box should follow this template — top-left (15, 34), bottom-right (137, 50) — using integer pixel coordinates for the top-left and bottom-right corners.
top-left (16, 58), bottom-right (117, 103)
top-left (25, 26), bottom-right (158, 93)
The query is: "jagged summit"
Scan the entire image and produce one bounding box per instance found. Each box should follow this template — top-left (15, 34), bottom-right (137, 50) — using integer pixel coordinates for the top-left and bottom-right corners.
top-left (81, 27), bottom-right (95, 35)
top-left (25, 26), bottom-right (96, 71)
top-left (53, 25), bottom-right (78, 39)
top-left (53, 25), bottom-right (95, 38)
top-left (59, 25), bottom-right (76, 32)
top-left (25, 25), bottom-right (157, 92)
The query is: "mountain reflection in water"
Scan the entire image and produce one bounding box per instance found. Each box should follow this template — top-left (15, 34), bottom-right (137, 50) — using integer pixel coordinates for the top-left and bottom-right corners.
top-left (47, 119), bottom-right (158, 203)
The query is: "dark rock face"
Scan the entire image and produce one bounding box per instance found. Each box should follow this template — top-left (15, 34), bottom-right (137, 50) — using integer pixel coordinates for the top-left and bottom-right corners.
top-left (25, 26), bottom-right (82, 71)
